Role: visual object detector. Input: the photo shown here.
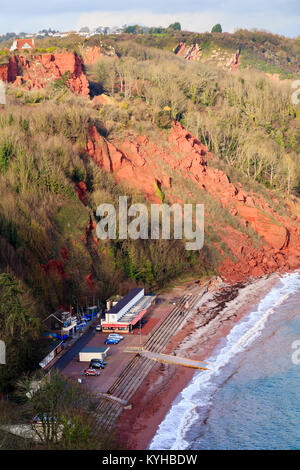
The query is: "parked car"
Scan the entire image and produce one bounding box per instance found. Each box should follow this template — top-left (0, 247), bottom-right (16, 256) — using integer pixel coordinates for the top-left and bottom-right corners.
top-left (89, 360), bottom-right (105, 369)
top-left (105, 338), bottom-right (120, 344)
top-left (90, 358), bottom-right (107, 365)
top-left (108, 334), bottom-right (124, 340)
top-left (105, 338), bottom-right (119, 345)
top-left (31, 413), bottom-right (57, 425)
top-left (95, 324), bottom-right (102, 332)
top-left (83, 368), bottom-right (100, 376)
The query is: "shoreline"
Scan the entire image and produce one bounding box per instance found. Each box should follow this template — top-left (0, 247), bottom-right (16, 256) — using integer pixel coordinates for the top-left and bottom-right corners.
top-left (115, 273), bottom-right (280, 450)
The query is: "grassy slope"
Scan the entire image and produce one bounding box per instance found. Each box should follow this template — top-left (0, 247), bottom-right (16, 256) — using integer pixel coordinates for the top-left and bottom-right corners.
top-left (0, 31), bottom-right (299, 304)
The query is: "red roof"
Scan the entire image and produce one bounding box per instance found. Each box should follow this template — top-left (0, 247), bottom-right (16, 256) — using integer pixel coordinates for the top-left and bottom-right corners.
top-left (130, 309), bottom-right (147, 326)
top-left (15, 38), bottom-right (35, 50)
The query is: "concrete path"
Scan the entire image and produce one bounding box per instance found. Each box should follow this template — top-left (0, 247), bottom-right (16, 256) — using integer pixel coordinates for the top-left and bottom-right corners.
top-left (124, 348), bottom-right (210, 369)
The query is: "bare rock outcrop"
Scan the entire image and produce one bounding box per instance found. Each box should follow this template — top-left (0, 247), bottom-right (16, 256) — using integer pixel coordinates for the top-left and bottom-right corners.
top-left (0, 52), bottom-right (89, 96)
top-left (174, 43), bottom-right (202, 61)
top-left (85, 121), bottom-right (300, 281)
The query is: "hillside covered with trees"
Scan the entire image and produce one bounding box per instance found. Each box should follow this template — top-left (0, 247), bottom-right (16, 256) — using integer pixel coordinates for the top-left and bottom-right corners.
top-left (0, 29), bottom-right (299, 445)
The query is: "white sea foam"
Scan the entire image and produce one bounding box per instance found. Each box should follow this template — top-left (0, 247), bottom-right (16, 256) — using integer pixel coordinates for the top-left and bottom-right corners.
top-left (149, 271), bottom-right (300, 450)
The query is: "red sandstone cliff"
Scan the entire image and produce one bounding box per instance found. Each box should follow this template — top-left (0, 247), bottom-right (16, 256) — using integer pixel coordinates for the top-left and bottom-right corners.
top-left (0, 56), bottom-right (18, 82)
top-left (82, 45), bottom-right (118, 65)
top-left (0, 52), bottom-right (89, 96)
top-left (82, 46), bottom-right (104, 65)
top-left (85, 122), bottom-right (300, 282)
top-left (174, 43), bottom-right (202, 61)
top-left (174, 43), bottom-right (240, 70)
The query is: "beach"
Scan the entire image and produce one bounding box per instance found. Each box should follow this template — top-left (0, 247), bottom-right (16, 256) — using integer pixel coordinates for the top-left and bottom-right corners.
top-left (115, 273), bottom-right (280, 450)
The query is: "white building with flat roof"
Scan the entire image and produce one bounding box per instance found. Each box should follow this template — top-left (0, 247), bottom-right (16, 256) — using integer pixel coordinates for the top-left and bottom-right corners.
top-left (101, 288), bottom-right (155, 333)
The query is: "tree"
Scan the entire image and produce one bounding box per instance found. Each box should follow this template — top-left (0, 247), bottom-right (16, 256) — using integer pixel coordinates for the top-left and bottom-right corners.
top-left (0, 400), bottom-right (28, 449)
top-left (15, 371), bottom-right (119, 449)
top-left (211, 24), bottom-right (222, 33)
top-left (148, 26), bottom-right (164, 34)
top-left (168, 22), bottom-right (181, 31)
top-left (0, 273), bottom-right (40, 391)
top-left (124, 25), bottom-right (142, 34)
top-left (0, 273), bottom-right (38, 338)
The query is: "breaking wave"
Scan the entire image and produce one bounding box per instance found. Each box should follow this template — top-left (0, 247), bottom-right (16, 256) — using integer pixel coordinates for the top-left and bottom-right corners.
top-left (149, 271), bottom-right (300, 450)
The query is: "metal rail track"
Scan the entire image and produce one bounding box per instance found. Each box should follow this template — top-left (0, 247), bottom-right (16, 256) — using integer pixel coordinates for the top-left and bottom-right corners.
top-left (94, 290), bottom-right (207, 431)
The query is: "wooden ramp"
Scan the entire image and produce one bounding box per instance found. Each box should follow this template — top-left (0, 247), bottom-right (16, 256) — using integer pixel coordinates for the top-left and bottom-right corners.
top-left (124, 348), bottom-right (209, 370)
top-left (97, 393), bottom-right (131, 408)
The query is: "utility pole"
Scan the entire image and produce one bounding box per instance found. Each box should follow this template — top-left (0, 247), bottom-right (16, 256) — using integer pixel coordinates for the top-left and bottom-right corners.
top-left (139, 319), bottom-right (142, 348)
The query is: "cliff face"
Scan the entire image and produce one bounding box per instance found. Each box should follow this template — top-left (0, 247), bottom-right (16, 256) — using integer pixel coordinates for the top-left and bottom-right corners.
top-left (82, 46), bottom-right (103, 65)
top-left (174, 43), bottom-right (202, 61)
top-left (174, 43), bottom-right (240, 70)
top-left (0, 52), bottom-right (89, 96)
top-left (0, 56), bottom-right (18, 82)
top-left (85, 122), bottom-right (300, 282)
top-left (82, 45), bottom-right (118, 65)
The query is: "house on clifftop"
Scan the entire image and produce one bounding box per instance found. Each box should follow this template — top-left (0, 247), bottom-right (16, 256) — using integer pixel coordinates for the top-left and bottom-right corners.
top-left (10, 38), bottom-right (35, 51)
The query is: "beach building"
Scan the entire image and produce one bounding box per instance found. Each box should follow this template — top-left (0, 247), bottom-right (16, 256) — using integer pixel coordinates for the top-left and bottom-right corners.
top-left (43, 309), bottom-right (77, 339)
top-left (101, 288), bottom-right (155, 333)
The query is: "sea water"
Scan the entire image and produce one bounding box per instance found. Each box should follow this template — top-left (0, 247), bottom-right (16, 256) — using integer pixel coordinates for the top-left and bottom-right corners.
top-left (149, 271), bottom-right (300, 450)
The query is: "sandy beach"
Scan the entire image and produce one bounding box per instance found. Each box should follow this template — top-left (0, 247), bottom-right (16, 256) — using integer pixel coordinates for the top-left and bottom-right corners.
top-left (115, 273), bottom-right (280, 450)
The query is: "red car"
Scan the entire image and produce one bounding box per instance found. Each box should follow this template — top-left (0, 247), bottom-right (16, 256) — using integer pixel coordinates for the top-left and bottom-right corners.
top-left (83, 368), bottom-right (100, 376)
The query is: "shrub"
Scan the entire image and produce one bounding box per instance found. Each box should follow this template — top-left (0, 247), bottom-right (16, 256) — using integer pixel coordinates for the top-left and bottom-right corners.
top-left (0, 142), bottom-right (14, 173)
top-left (54, 71), bottom-right (72, 90)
